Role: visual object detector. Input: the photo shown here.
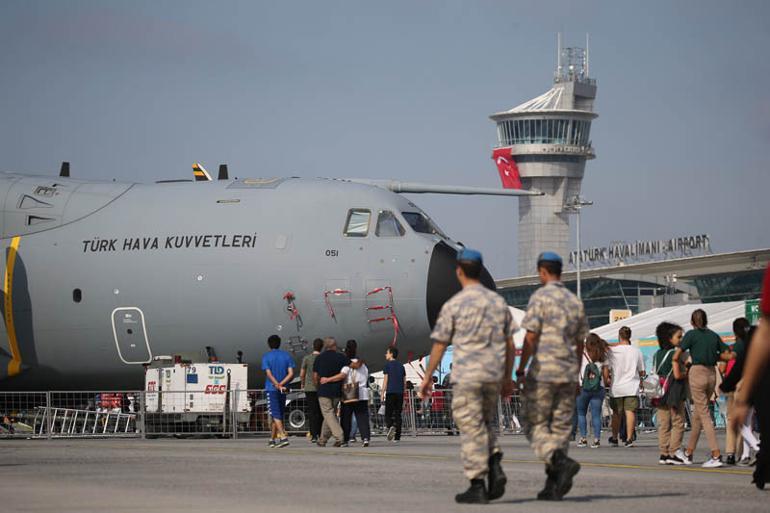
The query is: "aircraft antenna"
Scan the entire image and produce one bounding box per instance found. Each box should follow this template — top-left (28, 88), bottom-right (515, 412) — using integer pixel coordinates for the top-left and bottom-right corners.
top-left (59, 161), bottom-right (70, 178)
top-left (556, 32), bottom-right (562, 81)
top-left (586, 33), bottom-right (590, 76)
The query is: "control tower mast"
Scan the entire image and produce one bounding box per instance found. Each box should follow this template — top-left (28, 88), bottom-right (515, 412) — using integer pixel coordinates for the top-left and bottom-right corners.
top-left (490, 36), bottom-right (597, 276)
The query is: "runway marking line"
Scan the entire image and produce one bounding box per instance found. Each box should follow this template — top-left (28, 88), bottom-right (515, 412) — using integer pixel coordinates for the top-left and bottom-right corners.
top-left (250, 447), bottom-right (752, 476)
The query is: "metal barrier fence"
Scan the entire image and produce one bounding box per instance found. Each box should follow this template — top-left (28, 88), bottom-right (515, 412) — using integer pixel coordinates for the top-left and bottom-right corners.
top-left (4, 388), bottom-right (720, 440)
top-left (0, 389), bottom-right (525, 439)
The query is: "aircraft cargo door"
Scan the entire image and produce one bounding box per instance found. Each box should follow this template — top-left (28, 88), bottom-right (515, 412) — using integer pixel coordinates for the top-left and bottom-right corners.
top-left (111, 307), bottom-right (152, 364)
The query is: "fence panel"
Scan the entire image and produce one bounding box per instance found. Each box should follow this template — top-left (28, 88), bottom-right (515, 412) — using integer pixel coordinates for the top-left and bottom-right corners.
top-left (240, 388), bottom-right (527, 439)
top-left (234, 390), bottom-right (282, 438)
top-left (48, 391), bottom-right (141, 438)
top-left (404, 389), bottom-right (524, 436)
top-left (0, 391), bottom-right (48, 438)
top-left (1, 388), bottom-right (530, 440)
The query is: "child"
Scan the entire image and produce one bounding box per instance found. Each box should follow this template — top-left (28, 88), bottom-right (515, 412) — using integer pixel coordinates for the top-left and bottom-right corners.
top-left (653, 322), bottom-right (687, 465)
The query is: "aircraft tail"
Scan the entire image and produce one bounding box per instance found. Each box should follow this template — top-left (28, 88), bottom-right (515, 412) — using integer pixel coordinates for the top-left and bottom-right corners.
top-left (192, 163), bottom-right (212, 182)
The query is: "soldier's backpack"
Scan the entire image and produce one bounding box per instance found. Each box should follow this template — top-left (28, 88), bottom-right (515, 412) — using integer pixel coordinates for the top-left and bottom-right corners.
top-left (582, 353), bottom-right (602, 392)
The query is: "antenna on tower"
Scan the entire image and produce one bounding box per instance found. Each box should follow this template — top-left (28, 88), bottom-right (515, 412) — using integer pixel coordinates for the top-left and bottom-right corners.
top-left (556, 32), bottom-right (562, 80)
top-left (585, 33), bottom-right (590, 77)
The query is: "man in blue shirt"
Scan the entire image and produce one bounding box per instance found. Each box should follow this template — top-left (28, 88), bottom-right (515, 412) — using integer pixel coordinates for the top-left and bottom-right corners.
top-left (382, 347), bottom-right (406, 442)
top-left (261, 334), bottom-right (296, 448)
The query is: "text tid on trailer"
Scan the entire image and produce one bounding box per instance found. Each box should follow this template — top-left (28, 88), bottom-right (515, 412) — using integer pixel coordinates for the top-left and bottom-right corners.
top-left (569, 234), bottom-right (711, 267)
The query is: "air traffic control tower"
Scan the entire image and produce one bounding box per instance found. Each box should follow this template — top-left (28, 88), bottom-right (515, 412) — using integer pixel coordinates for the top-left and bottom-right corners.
top-left (490, 43), bottom-right (597, 275)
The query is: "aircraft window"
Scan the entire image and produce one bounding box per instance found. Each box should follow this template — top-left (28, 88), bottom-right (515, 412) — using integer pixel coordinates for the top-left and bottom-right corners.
top-left (402, 212), bottom-right (447, 238)
top-left (344, 209), bottom-right (371, 237)
top-left (73, 289), bottom-right (82, 303)
top-left (375, 211), bottom-right (405, 237)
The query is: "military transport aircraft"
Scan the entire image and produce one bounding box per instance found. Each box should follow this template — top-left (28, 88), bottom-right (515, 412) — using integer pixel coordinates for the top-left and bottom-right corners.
top-left (0, 164), bottom-right (538, 390)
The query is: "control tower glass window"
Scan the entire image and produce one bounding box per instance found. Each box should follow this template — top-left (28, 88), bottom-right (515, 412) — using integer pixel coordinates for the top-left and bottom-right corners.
top-left (582, 121), bottom-right (591, 145)
top-left (375, 211), bottom-right (405, 237)
top-left (344, 209), bottom-right (371, 237)
top-left (497, 118), bottom-right (591, 146)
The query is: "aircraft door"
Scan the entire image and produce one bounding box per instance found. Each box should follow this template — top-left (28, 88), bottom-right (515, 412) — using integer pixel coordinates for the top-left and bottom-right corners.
top-left (111, 307), bottom-right (152, 364)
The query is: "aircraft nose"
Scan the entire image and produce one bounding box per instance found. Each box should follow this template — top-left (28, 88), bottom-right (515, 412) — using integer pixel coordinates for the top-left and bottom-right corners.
top-left (426, 242), bottom-right (496, 329)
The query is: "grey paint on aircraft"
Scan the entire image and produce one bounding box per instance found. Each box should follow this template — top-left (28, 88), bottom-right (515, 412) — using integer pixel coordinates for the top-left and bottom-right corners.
top-left (0, 172), bottom-right (503, 390)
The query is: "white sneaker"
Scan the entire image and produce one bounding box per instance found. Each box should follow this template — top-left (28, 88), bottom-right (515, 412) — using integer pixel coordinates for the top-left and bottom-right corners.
top-left (675, 449), bottom-right (692, 465)
top-left (702, 457), bottom-right (723, 468)
top-left (386, 426), bottom-right (396, 441)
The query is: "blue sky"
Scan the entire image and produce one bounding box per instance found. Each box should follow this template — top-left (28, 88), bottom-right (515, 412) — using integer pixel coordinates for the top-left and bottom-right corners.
top-left (1, 0), bottom-right (768, 278)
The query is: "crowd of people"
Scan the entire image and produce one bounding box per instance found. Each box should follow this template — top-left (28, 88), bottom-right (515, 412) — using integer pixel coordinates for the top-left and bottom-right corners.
top-left (567, 315), bottom-right (761, 470)
top-left (257, 247), bottom-right (770, 503)
top-left (261, 335), bottom-right (407, 448)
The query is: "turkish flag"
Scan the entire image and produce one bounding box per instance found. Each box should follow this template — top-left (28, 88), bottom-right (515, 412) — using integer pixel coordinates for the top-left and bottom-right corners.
top-left (492, 148), bottom-right (522, 189)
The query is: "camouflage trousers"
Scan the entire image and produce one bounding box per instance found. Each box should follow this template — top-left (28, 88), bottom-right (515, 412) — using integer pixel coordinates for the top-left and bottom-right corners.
top-left (452, 382), bottom-right (501, 480)
top-left (522, 379), bottom-right (576, 463)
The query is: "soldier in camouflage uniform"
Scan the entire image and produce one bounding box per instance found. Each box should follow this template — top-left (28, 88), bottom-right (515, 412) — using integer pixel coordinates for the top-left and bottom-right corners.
top-left (516, 251), bottom-right (590, 501)
top-left (419, 248), bottom-right (516, 504)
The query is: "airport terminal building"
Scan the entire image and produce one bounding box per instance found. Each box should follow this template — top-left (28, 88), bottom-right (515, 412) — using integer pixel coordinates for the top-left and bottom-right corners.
top-left (496, 247), bottom-right (769, 327)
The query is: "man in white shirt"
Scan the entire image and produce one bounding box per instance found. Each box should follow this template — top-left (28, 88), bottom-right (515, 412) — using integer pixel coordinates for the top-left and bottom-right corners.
top-left (608, 326), bottom-right (645, 447)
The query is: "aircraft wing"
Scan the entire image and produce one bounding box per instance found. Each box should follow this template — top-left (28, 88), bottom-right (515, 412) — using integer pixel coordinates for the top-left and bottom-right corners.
top-left (348, 179), bottom-right (543, 196)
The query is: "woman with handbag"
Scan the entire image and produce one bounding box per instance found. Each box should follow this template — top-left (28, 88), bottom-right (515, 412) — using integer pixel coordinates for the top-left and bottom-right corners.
top-left (654, 322), bottom-right (687, 465)
top-left (575, 334), bottom-right (611, 449)
top-left (339, 340), bottom-right (371, 447)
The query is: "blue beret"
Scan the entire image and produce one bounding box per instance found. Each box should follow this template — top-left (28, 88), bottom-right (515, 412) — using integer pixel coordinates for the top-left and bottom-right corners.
top-left (457, 248), bottom-right (483, 264)
top-left (537, 251), bottom-right (563, 265)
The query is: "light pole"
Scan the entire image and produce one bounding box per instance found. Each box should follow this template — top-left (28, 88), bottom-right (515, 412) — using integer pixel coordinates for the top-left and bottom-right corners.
top-left (663, 273), bottom-right (678, 307)
top-left (565, 195), bottom-right (593, 299)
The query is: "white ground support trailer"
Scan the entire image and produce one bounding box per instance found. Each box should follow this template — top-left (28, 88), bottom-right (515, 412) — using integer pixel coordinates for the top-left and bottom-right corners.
top-left (144, 362), bottom-right (250, 434)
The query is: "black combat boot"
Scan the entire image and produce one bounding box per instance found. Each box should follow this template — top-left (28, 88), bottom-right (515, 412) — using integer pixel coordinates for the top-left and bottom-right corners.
top-left (487, 452), bottom-right (507, 500)
top-left (455, 479), bottom-right (488, 504)
top-left (551, 449), bottom-right (581, 499)
top-left (753, 453), bottom-right (767, 490)
top-left (536, 465), bottom-right (558, 501)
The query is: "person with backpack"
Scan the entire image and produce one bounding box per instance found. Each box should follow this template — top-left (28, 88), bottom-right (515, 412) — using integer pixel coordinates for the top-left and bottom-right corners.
top-left (653, 322), bottom-right (688, 465)
top-left (575, 334), bottom-right (611, 449)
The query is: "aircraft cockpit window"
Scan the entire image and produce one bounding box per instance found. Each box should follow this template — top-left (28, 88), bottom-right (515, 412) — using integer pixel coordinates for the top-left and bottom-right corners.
top-left (344, 209), bottom-right (371, 237)
top-left (402, 212), bottom-right (447, 238)
top-left (375, 211), bottom-right (405, 237)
